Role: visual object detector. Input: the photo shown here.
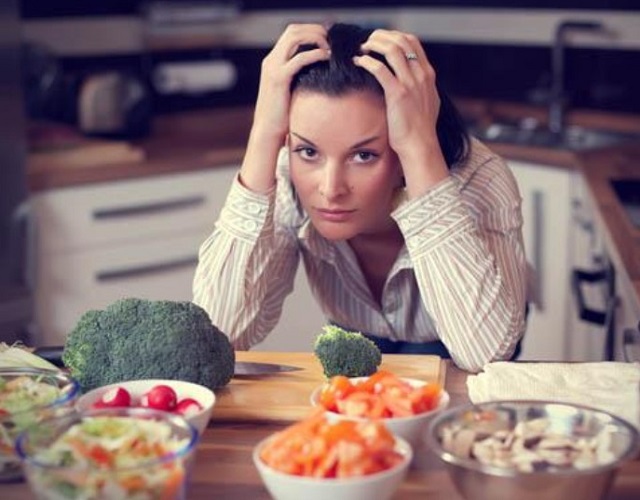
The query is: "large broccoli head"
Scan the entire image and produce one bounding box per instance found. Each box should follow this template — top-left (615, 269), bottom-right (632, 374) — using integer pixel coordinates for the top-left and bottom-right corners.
top-left (62, 298), bottom-right (235, 393)
top-left (313, 325), bottom-right (382, 378)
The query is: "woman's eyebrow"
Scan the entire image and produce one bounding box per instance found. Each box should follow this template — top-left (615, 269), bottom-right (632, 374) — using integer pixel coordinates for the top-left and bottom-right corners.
top-left (290, 132), bottom-right (381, 149)
top-left (349, 136), bottom-right (381, 149)
top-left (290, 132), bottom-right (316, 146)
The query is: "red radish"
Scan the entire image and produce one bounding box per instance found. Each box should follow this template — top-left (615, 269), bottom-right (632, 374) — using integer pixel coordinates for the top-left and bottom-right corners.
top-left (175, 398), bottom-right (203, 417)
top-left (142, 385), bottom-right (178, 411)
top-left (93, 387), bottom-right (131, 408)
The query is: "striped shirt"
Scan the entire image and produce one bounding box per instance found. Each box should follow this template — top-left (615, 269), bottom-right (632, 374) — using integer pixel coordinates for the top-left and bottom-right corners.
top-left (193, 138), bottom-right (527, 372)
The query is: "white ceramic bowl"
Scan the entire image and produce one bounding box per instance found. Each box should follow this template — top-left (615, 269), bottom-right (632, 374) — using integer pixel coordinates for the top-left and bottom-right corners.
top-left (76, 379), bottom-right (215, 435)
top-left (253, 432), bottom-right (412, 500)
top-left (310, 376), bottom-right (450, 449)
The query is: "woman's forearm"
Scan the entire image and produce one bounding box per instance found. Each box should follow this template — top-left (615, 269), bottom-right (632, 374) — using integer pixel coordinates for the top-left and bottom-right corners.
top-left (193, 181), bottom-right (300, 349)
top-left (238, 124), bottom-right (284, 194)
top-left (394, 170), bottom-right (527, 372)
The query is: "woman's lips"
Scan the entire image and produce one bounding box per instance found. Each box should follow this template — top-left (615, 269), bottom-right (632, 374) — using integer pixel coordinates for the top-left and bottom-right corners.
top-left (316, 208), bottom-right (355, 222)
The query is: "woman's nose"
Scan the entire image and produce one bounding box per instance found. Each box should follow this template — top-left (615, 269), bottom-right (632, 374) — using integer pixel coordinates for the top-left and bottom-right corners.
top-left (319, 163), bottom-right (350, 199)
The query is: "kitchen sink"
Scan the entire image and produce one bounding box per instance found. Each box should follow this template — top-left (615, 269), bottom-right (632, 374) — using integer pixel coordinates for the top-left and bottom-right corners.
top-left (610, 179), bottom-right (640, 229)
top-left (471, 122), bottom-right (639, 152)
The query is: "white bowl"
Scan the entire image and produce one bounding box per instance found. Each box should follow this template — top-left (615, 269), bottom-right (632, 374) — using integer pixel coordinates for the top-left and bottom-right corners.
top-left (310, 376), bottom-right (450, 448)
top-left (253, 432), bottom-right (412, 500)
top-left (76, 379), bottom-right (215, 435)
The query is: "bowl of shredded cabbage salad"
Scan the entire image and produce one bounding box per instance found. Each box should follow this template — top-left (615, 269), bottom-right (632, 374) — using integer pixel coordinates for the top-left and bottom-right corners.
top-left (0, 367), bottom-right (80, 482)
top-left (16, 407), bottom-right (198, 499)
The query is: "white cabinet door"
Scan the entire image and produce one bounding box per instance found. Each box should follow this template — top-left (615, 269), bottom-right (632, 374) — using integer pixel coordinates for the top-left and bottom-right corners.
top-left (565, 173), bottom-right (610, 361)
top-left (34, 232), bottom-right (207, 346)
top-left (508, 161), bottom-right (572, 360)
top-left (31, 168), bottom-right (238, 253)
top-left (32, 167), bottom-right (239, 346)
top-left (616, 271), bottom-right (640, 362)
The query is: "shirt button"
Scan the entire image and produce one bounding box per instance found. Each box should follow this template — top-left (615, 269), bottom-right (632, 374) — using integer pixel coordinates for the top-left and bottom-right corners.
top-left (244, 220), bottom-right (257, 231)
top-left (248, 203), bottom-right (260, 214)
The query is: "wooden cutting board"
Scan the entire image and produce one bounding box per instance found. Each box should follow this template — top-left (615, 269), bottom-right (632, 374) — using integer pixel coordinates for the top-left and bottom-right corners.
top-left (211, 351), bottom-right (446, 423)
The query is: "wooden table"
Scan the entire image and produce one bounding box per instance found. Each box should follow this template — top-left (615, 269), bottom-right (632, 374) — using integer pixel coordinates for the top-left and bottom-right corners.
top-left (2, 352), bottom-right (639, 499)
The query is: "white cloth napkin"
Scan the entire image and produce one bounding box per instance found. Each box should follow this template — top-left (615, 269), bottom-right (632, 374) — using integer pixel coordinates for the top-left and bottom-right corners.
top-left (467, 361), bottom-right (640, 428)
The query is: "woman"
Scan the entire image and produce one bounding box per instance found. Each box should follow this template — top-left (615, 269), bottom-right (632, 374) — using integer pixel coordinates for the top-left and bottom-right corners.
top-left (193, 23), bottom-right (527, 372)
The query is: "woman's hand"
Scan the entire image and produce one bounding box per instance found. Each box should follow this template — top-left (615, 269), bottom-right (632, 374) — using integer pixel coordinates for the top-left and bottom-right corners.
top-left (354, 30), bottom-right (449, 195)
top-left (241, 24), bottom-right (330, 193)
top-left (253, 23), bottom-right (330, 142)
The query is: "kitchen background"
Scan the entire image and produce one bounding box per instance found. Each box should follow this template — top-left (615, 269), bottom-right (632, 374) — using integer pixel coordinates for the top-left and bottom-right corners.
top-left (2, 1), bottom-right (639, 360)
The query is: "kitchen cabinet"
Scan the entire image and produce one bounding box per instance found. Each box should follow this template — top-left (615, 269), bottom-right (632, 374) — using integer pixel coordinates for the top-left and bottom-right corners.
top-left (508, 160), bottom-right (574, 360)
top-left (583, 181), bottom-right (640, 362)
top-left (615, 266), bottom-right (640, 361)
top-left (30, 167), bottom-right (326, 349)
top-left (509, 160), bottom-right (635, 362)
top-left (31, 168), bottom-right (236, 346)
top-left (565, 174), bottom-right (610, 361)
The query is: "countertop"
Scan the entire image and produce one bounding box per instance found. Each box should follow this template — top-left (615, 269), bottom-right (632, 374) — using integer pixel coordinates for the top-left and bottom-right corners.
top-left (3, 351), bottom-right (639, 499)
top-left (26, 100), bottom-right (640, 311)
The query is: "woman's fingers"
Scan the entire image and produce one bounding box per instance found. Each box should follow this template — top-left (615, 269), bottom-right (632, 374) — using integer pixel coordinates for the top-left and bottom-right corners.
top-left (354, 28), bottom-right (442, 162)
top-left (253, 23), bottom-right (330, 144)
top-left (286, 47), bottom-right (331, 73)
top-left (360, 30), bottom-right (433, 84)
top-left (352, 54), bottom-right (398, 95)
top-left (262, 23), bottom-right (330, 84)
top-left (274, 23), bottom-right (330, 61)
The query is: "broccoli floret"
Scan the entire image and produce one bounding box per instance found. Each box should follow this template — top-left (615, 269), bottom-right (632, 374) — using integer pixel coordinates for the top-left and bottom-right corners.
top-left (313, 325), bottom-right (382, 378)
top-left (62, 298), bottom-right (235, 393)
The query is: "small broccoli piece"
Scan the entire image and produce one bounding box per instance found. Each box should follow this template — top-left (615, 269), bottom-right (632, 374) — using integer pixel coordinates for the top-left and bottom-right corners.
top-left (313, 325), bottom-right (382, 378)
top-left (62, 298), bottom-right (235, 393)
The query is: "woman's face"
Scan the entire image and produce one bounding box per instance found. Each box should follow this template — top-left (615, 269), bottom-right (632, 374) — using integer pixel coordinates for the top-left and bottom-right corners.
top-left (288, 90), bottom-right (404, 241)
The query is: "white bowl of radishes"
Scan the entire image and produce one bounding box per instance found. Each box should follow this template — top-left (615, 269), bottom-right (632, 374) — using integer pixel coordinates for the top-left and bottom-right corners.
top-left (76, 379), bottom-right (216, 435)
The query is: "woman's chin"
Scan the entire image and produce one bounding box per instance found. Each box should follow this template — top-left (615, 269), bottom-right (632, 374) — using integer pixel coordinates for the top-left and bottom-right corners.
top-left (312, 221), bottom-right (358, 241)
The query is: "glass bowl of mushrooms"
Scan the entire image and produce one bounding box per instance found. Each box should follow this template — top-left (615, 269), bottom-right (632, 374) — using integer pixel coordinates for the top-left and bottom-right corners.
top-left (426, 400), bottom-right (639, 500)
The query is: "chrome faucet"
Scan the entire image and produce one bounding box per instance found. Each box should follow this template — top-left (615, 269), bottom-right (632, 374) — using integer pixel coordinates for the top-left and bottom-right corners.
top-left (549, 20), bottom-right (605, 135)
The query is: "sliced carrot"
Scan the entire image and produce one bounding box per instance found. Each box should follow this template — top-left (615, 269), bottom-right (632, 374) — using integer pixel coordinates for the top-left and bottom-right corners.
top-left (160, 467), bottom-right (184, 500)
top-left (119, 474), bottom-right (146, 491)
top-left (336, 391), bottom-right (387, 419)
top-left (319, 376), bottom-right (355, 411)
top-left (87, 445), bottom-right (113, 467)
top-left (323, 371), bottom-right (442, 419)
top-left (261, 414), bottom-right (402, 479)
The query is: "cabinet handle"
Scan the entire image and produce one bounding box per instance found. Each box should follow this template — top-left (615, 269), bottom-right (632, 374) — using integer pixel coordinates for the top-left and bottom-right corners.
top-left (93, 195), bottom-right (205, 220)
top-left (570, 268), bottom-right (608, 325)
top-left (603, 295), bottom-right (619, 361)
top-left (531, 189), bottom-right (544, 310)
top-left (96, 256), bottom-right (198, 282)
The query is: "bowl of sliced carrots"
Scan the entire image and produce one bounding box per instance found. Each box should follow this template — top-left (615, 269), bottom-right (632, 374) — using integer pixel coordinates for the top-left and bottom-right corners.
top-left (254, 411), bottom-right (412, 500)
top-left (310, 370), bottom-right (450, 449)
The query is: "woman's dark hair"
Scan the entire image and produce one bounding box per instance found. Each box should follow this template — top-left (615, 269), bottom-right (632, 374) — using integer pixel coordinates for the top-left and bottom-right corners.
top-left (291, 23), bottom-right (469, 168)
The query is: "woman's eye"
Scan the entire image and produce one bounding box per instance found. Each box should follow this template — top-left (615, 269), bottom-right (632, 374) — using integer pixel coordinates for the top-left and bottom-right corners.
top-left (353, 151), bottom-right (378, 164)
top-left (294, 147), bottom-right (318, 160)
